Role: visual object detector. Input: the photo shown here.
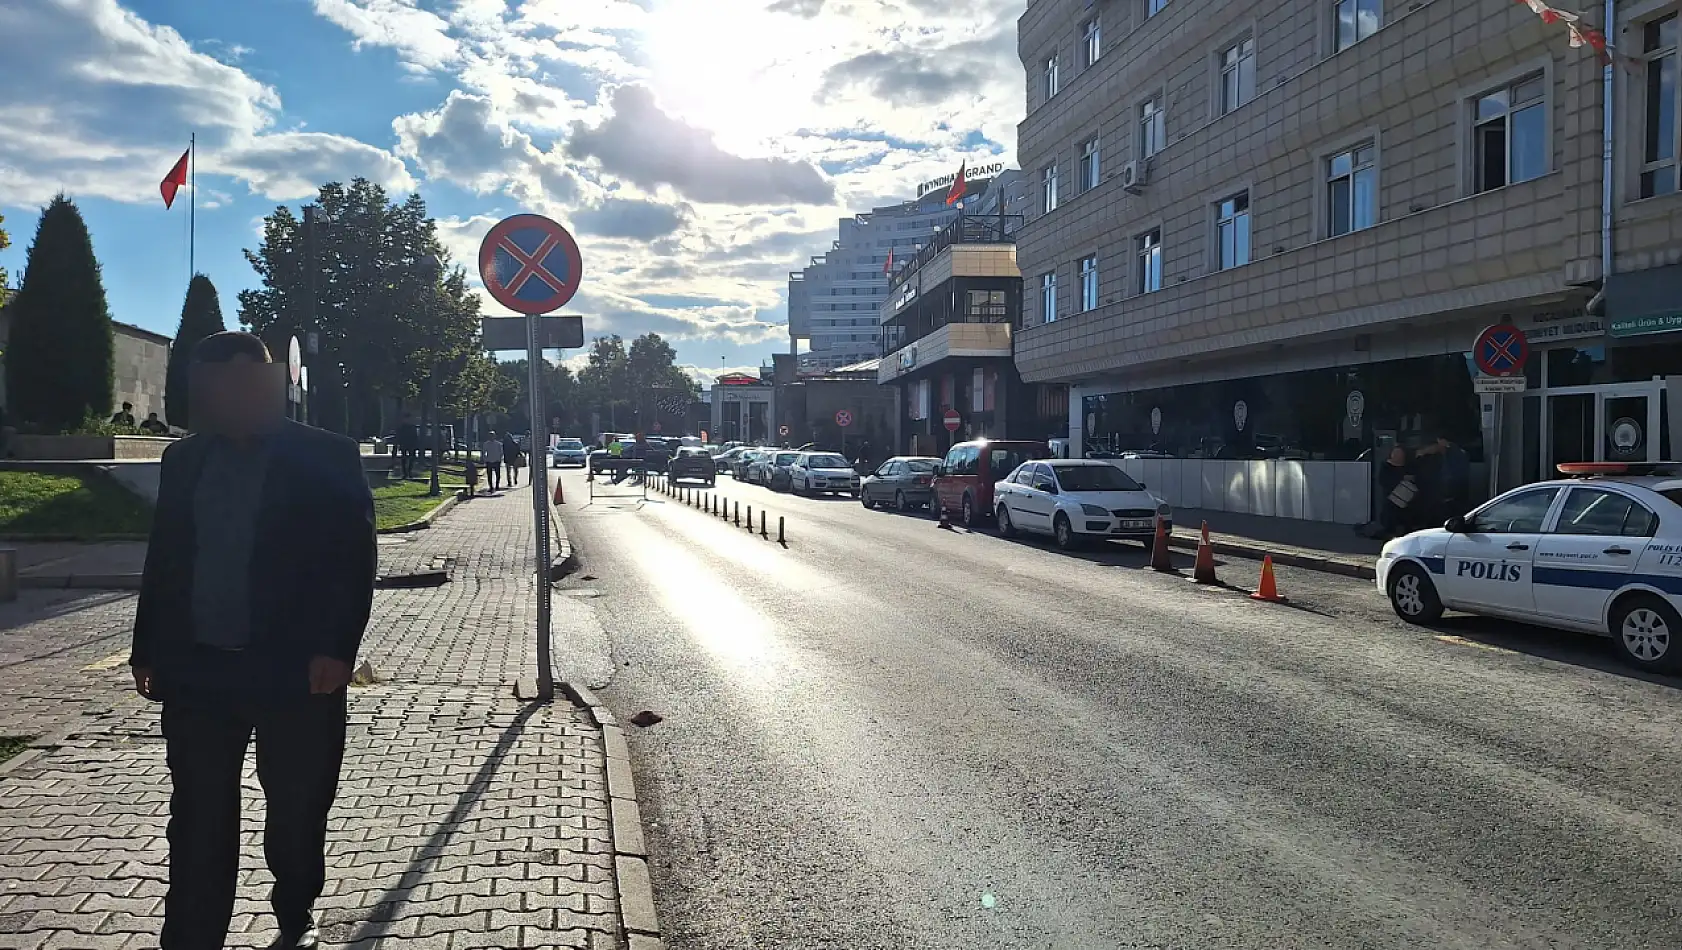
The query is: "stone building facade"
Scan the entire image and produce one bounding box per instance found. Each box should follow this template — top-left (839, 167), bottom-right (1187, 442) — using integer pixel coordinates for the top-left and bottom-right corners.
top-left (1014, 0), bottom-right (1682, 523)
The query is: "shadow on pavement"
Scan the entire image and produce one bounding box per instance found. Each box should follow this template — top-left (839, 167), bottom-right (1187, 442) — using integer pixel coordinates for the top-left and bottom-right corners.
top-left (332, 700), bottom-right (543, 946)
top-left (1422, 613), bottom-right (1682, 689)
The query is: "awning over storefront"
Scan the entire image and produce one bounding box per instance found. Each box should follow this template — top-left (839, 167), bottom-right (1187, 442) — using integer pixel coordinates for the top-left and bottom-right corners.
top-left (1607, 263), bottom-right (1682, 339)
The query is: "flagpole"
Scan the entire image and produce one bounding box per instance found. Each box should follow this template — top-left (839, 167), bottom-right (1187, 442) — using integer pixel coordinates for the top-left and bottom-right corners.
top-left (189, 133), bottom-right (196, 278)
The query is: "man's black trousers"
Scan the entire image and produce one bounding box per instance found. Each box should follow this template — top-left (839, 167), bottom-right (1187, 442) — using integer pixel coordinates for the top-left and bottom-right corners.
top-left (160, 689), bottom-right (347, 950)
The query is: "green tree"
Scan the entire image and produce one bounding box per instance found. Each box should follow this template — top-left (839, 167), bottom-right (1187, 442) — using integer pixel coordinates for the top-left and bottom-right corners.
top-left (164, 274), bottom-right (227, 430)
top-left (239, 179), bottom-right (479, 437)
top-left (577, 335), bottom-right (631, 430)
top-left (494, 358), bottom-right (579, 434)
top-left (627, 333), bottom-right (699, 399)
top-left (5, 195), bottom-right (114, 433)
top-left (0, 208), bottom-right (11, 294)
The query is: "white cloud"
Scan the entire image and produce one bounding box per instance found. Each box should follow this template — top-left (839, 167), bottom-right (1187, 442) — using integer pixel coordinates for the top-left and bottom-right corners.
top-left (311, 0), bottom-right (460, 71)
top-left (0, 0), bottom-right (411, 207)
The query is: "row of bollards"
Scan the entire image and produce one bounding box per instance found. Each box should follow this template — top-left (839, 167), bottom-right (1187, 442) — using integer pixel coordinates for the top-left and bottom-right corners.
top-left (652, 474), bottom-right (785, 546)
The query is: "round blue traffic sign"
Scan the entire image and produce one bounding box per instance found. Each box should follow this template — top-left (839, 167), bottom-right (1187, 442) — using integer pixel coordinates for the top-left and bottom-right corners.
top-left (1473, 323), bottom-right (1529, 377)
top-left (478, 214), bottom-right (583, 315)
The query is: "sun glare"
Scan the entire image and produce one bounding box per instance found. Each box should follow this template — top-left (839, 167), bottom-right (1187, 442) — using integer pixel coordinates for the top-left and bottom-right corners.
top-left (641, 0), bottom-right (839, 156)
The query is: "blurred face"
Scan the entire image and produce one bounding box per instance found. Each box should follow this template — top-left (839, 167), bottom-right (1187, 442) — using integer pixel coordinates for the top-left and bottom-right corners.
top-left (189, 357), bottom-right (285, 438)
top-left (1388, 447), bottom-right (1407, 466)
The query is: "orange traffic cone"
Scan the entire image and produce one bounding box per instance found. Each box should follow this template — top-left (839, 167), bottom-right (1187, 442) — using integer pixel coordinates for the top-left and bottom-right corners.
top-left (1250, 556), bottom-right (1286, 602)
top-left (1149, 515), bottom-right (1175, 572)
top-left (553, 477), bottom-right (565, 506)
top-left (1192, 521), bottom-right (1217, 584)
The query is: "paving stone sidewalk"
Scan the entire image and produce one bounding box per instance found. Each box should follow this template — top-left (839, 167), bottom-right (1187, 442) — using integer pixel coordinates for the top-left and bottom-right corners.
top-left (0, 489), bottom-right (624, 950)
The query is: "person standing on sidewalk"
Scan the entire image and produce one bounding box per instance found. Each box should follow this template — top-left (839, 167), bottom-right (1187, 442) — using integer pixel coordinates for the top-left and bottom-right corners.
top-left (481, 429), bottom-right (504, 492)
top-left (502, 430), bottom-right (521, 487)
top-left (128, 331), bottom-right (376, 950)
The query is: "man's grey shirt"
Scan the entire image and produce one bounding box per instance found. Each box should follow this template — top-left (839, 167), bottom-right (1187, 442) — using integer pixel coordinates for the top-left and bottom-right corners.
top-left (191, 438), bottom-right (269, 649)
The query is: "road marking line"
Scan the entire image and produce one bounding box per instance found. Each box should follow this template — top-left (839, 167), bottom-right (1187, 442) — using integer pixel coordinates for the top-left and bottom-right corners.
top-left (1433, 634), bottom-right (1507, 653)
top-left (82, 651), bottom-right (131, 672)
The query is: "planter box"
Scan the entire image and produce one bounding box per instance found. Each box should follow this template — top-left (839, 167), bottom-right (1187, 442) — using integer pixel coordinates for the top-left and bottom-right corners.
top-left (8, 435), bottom-right (115, 460)
top-left (6, 434), bottom-right (175, 461)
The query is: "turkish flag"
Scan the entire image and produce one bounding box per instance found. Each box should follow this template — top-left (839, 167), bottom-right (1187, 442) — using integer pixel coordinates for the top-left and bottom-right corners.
top-left (882, 246), bottom-right (894, 275)
top-left (160, 148), bottom-right (189, 209)
top-left (945, 161), bottom-right (966, 206)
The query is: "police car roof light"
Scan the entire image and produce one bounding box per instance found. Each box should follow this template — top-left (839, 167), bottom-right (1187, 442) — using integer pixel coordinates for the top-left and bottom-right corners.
top-left (1556, 461), bottom-right (1682, 477)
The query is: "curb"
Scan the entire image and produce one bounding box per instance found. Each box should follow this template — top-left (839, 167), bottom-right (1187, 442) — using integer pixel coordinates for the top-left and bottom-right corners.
top-left (0, 533), bottom-right (150, 542)
top-left (1165, 533), bottom-right (1376, 580)
top-left (555, 680), bottom-right (664, 950)
top-left (19, 572), bottom-right (142, 591)
top-left (375, 490), bottom-right (463, 535)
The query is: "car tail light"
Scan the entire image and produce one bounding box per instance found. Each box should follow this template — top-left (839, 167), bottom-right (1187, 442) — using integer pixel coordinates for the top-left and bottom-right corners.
top-left (914, 476), bottom-right (930, 485)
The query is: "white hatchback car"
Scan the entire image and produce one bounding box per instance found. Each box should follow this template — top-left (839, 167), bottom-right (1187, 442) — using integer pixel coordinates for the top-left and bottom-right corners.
top-left (789, 452), bottom-right (860, 496)
top-left (1378, 463), bottom-right (1682, 672)
top-left (994, 459), bottom-right (1171, 549)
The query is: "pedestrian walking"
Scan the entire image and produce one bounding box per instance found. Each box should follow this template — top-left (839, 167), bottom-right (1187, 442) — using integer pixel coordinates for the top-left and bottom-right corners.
top-left (464, 453), bottom-right (479, 497)
top-left (395, 420), bottom-right (419, 479)
top-left (128, 331), bottom-right (376, 950)
top-left (503, 431), bottom-right (521, 486)
top-left (481, 430), bottom-right (504, 492)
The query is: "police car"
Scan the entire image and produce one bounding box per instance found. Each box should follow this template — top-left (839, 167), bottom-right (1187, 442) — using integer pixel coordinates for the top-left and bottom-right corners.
top-left (1377, 463), bottom-right (1682, 673)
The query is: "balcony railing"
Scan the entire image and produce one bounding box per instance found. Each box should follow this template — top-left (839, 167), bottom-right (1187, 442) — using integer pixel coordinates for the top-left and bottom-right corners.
top-left (888, 213), bottom-right (1023, 292)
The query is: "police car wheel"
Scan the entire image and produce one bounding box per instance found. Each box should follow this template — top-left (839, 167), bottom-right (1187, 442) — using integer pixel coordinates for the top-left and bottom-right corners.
top-left (1387, 563), bottom-right (1443, 624)
top-left (1611, 596), bottom-right (1682, 673)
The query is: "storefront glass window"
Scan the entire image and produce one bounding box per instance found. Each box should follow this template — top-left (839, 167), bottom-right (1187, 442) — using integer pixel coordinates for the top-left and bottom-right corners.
top-left (1079, 353), bottom-right (1483, 461)
top-left (1545, 341), bottom-right (1682, 387)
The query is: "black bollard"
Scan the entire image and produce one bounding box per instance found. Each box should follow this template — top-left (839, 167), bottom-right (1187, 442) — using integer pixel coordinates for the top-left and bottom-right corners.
top-left (778, 516), bottom-right (785, 544)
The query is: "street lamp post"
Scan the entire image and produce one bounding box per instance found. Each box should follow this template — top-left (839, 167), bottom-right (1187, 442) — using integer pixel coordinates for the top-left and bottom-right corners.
top-left (302, 205), bottom-right (332, 430)
top-left (423, 253), bottom-right (445, 498)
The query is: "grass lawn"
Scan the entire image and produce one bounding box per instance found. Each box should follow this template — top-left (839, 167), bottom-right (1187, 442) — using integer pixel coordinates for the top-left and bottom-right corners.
top-left (0, 735), bottom-right (32, 766)
top-left (0, 470), bottom-right (153, 537)
top-left (373, 478), bottom-right (464, 530)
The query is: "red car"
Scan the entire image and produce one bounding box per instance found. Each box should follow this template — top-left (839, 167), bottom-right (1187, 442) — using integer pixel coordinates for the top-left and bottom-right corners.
top-left (932, 439), bottom-right (1050, 528)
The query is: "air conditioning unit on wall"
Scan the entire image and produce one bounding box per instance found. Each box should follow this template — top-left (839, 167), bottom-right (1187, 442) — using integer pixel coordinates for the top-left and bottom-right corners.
top-left (1121, 160), bottom-right (1150, 195)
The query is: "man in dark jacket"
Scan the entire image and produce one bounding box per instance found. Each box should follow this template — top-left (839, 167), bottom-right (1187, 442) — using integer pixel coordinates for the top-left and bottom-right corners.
top-left (130, 331), bottom-right (376, 950)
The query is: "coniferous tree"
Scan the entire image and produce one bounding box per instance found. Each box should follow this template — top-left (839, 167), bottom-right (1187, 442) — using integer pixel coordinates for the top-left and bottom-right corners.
top-left (5, 195), bottom-right (115, 433)
top-left (165, 274), bottom-right (227, 430)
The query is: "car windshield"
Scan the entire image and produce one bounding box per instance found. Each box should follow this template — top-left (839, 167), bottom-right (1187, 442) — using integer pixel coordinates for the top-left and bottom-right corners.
top-left (1053, 464), bottom-right (1141, 492)
top-left (557, 439), bottom-right (583, 449)
top-left (678, 448), bottom-right (707, 457)
top-left (775, 453), bottom-right (799, 465)
top-left (807, 455), bottom-right (849, 468)
top-left (906, 460), bottom-right (937, 473)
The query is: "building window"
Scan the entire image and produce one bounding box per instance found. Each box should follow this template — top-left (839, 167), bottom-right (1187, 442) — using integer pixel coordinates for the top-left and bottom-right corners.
top-left (1473, 73), bottom-right (1547, 193)
top-left (1079, 256), bottom-right (1100, 311)
top-left (1040, 272), bottom-right (1058, 324)
top-left (1148, 0), bottom-right (1169, 15)
top-left (1045, 54), bottom-right (1060, 100)
top-left (1079, 138), bottom-right (1101, 192)
top-left (1138, 230), bottom-right (1162, 293)
top-left (1215, 192), bottom-right (1251, 270)
top-left (967, 290), bottom-right (1007, 320)
top-left (1139, 97), bottom-right (1165, 159)
top-left (1083, 17), bottom-right (1102, 68)
top-left (1326, 142), bottom-right (1377, 236)
top-left (1219, 37), bottom-right (1256, 115)
top-left (1041, 163), bottom-right (1060, 213)
top-left (1334, 0), bottom-right (1381, 52)
top-left (1641, 13), bottom-right (1679, 197)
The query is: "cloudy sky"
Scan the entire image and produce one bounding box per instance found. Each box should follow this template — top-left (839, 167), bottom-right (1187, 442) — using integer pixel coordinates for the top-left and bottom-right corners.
top-left (0, 0), bottom-right (1023, 383)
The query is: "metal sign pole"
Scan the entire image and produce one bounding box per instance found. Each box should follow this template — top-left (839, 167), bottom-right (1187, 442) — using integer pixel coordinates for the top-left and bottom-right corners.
top-left (526, 313), bottom-right (554, 702)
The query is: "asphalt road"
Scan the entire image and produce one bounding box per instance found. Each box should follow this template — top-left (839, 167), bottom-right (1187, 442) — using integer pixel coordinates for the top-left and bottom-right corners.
top-left (553, 466), bottom-right (1682, 950)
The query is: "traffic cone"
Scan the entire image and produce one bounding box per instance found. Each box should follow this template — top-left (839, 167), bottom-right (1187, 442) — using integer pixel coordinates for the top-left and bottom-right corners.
top-left (1192, 521), bottom-right (1217, 584)
top-left (1149, 515), bottom-right (1175, 572)
top-left (1250, 556), bottom-right (1286, 602)
top-left (553, 477), bottom-right (565, 506)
